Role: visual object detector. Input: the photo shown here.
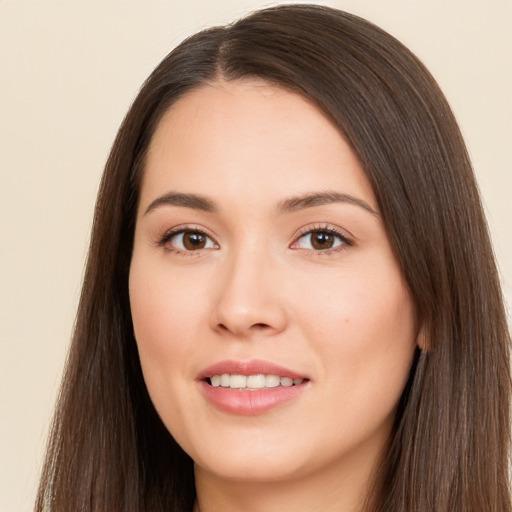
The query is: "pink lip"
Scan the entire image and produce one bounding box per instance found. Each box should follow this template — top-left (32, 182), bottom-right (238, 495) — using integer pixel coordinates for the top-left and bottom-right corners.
top-left (197, 359), bottom-right (309, 416)
top-left (197, 359), bottom-right (307, 381)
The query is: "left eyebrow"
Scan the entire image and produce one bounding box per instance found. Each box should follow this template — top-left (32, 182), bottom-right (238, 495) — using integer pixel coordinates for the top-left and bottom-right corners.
top-left (277, 191), bottom-right (379, 216)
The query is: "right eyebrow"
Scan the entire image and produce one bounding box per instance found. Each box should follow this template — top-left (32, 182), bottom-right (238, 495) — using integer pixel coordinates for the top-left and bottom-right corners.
top-left (144, 192), bottom-right (218, 215)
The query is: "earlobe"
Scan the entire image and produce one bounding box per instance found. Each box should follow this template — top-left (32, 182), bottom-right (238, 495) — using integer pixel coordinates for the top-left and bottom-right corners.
top-left (416, 325), bottom-right (429, 351)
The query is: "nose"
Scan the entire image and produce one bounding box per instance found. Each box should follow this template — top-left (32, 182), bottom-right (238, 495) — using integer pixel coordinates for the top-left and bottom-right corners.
top-left (209, 249), bottom-right (288, 338)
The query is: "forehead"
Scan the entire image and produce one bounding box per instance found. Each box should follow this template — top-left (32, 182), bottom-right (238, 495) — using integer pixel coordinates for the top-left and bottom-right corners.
top-left (141, 79), bottom-right (376, 212)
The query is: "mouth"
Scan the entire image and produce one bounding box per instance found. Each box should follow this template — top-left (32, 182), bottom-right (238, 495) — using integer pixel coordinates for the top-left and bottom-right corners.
top-left (207, 374), bottom-right (306, 390)
top-left (198, 360), bottom-right (310, 415)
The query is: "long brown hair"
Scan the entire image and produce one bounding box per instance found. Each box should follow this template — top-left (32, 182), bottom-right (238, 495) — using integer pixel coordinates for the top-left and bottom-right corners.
top-left (36, 5), bottom-right (511, 511)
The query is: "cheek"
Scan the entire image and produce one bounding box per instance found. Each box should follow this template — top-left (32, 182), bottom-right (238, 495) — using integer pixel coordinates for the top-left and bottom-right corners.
top-left (128, 259), bottom-right (210, 412)
top-left (128, 260), bottom-right (213, 442)
top-left (298, 264), bottom-right (414, 342)
top-left (296, 262), bottom-right (416, 407)
top-left (129, 261), bottom-right (206, 351)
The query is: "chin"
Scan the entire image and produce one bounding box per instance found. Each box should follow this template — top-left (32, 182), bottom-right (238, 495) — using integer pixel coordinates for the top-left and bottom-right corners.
top-left (195, 454), bottom-right (310, 484)
top-left (186, 430), bottom-right (313, 483)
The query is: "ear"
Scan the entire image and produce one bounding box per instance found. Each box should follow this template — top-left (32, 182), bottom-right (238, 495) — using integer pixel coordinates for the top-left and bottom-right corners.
top-left (416, 324), bottom-right (429, 351)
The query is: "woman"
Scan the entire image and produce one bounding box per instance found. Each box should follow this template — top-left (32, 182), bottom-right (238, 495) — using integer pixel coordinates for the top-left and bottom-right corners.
top-left (35, 4), bottom-right (511, 512)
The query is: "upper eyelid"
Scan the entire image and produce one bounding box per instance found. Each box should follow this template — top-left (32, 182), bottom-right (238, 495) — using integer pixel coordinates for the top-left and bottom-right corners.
top-left (155, 223), bottom-right (353, 249)
top-left (157, 225), bottom-right (218, 247)
top-left (156, 227), bottom-right (219, 257)
top-left (292, 224), bottom-right (353, 242)
top-left (160, 224), bottom-right (214, 238)
top-left (289, 226), bottom-right (355, 255)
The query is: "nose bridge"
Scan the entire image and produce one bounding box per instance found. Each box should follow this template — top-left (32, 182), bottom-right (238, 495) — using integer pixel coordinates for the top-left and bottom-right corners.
top-left (210, 239), bottom-right (287, 336)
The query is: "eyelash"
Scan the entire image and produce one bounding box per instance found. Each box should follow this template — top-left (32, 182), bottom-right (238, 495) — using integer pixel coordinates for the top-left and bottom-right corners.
top-left (291, 224), bottom-right (353, 255)
top-left (157, 224), bottom-right (353, 256)
top-left (157, 225), bottom-right (217, 256)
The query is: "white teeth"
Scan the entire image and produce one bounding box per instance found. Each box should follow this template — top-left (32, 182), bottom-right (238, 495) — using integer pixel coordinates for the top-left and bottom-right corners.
top-left (265, 375), bottom-right (280, 387)
top-left (247, 374), bottom-right (266, 389)
top-left (209, 374), bottom-right (304, 389)
top-left (229, 375), bottom-right (247, 389)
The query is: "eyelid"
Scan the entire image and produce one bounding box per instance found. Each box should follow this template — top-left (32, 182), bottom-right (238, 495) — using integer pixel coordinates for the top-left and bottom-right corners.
top-left (290, 224), bottom-right (354, 252)
top-left (157, 224), bottom-right (219, 254)
top-left (155, 223), bottom-right (353, 255)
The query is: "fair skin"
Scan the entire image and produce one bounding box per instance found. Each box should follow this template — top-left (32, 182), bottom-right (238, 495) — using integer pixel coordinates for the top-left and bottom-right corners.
top-left (129, 79), bottom-right (419, 512)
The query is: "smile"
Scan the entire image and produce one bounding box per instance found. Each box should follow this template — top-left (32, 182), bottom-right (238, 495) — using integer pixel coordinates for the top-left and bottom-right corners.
top-left (208, 374), bottom-right (305, 389)
top-left (198, 360), bottom-right (310, 415)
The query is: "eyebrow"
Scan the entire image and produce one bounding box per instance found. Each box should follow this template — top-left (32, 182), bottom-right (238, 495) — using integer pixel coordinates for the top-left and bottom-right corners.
top-left (144, 190), bottom-right (378, 216)
top-left (277, 191), bottom-right (379, 216)
top-left (144, 192), bottom-right (217, 215)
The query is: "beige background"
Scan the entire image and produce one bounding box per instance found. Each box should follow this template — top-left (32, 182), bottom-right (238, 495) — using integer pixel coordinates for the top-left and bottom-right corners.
top-left (1, 1), bottom-right (510, 510)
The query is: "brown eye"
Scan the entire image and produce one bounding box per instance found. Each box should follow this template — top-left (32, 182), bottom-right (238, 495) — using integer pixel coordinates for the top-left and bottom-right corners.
top-left (294, 229), bottom-right (346, 252)
top-left (168, 230), bottom-right (217, 251)
top-left (183, 231), bottom-right (207, 250)
top-left (310, 231), bottom-right (336, 250)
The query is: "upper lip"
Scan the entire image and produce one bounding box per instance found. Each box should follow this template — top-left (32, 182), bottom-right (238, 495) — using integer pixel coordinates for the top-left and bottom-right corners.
top-left (197, 359), bottom-right (308, 381)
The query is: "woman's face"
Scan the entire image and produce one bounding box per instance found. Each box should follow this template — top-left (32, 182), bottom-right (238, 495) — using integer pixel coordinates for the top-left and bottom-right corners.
top-left (129, 80), bottom-right (419, 485)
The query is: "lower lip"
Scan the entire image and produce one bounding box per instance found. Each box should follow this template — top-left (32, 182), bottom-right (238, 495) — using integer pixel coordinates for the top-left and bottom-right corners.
top-left (199, 381), bottom-right (307, 415)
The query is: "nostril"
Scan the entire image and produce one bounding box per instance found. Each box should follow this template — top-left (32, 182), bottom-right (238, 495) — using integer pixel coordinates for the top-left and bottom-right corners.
top-left (253, 323), bottom-right (270, 330)
top-left (217, 322), bottom-right (270, 333)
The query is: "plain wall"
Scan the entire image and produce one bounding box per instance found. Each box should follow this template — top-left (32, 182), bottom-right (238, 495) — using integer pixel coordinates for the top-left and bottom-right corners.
top-left (1, 1), bottom-right (510, 510)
